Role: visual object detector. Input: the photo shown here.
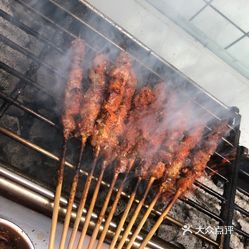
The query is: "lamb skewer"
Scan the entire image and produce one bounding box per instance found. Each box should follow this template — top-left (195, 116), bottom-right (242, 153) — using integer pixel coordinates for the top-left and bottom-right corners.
top-left (76, 52), bottom-right (135, 249)
top-left (115, 161), bottom-right (164, 249)
top-left (97, 86), bottom-right (158, 249)
top-left (124, 106), bottom-right (206, 249)
top-left (88, 69), bottom-right (137, 249)
top-left (48, 38), bottom-right (85, 249)
top-left (116, 84), bottom-right (169, 249)
top-left (115, 85), bottom-right (170, 249)
top-left (126, 124), bottom-right (205, 249)
top-left (139, 121), bottom-right (230, 249)
top-left (64, 54), bottom-right (108, 249)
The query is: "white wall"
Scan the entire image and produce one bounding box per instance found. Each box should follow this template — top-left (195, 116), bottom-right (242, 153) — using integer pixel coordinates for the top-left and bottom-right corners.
top-left (86, 0), bottom-right (249, 147)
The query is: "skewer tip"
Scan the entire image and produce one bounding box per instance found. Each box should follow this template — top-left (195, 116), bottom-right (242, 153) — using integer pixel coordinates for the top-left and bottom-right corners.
top-left (81, 134), bottom-right (88, 144)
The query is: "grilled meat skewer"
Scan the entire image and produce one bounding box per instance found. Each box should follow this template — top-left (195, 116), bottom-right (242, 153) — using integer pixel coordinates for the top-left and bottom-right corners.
top-left (66, 53), bottom-right (109, 249)
top-left (117, 83), bottom-right (170, 249)
top-left (161, 124), bottom-right (205, 194)
top-left (78, 54), bottom-right (109, 141)
top-left (126, 123), bottom-right (205, 249)
top-left (89, 56), bottom-right (137, 249)
top-left (62, 39), bottom-right (86, 140)
top-left (115, 86), bottom-right (157, 173)
top-left (76, 52), bottom-right (136, 249)
top-left (49, 38), bottom-right (85, 249)
top-left (89, 52), bottom-right (136, 163)
top-left (106, 86), bottom-right (157, 249)
top-left (139, 121), bottom-right (230, 249)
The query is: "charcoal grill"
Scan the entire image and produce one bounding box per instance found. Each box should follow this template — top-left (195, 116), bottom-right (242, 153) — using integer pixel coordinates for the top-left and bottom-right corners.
top-left (0, 0), bottom-right (249, 248)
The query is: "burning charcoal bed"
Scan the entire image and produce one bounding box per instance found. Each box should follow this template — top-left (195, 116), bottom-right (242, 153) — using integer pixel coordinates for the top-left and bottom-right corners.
top-left (0, 0), bottom-right (249, 249)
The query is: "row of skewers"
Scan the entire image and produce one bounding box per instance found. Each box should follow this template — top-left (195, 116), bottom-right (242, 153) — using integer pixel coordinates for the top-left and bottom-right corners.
top-left (48, 38), bottom-right (231, 249)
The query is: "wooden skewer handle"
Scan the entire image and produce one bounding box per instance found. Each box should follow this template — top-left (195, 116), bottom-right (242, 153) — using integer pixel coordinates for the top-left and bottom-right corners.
top-left (116, 177), bottom-right (155, 249)
top-left (76, 163), bottom-right (106, 249)
top-left (59, 172), bottom-right (80, 249)
top-left (48, 140), bottom-right (67, 249)
top-left (109, 178), bottom-right (140, 249)
top-left (67, 173), bottom-right (93, 249)
top-left (87, 173), bottom-right (118, 249)
top-left (96, 172), bottom-right (129, 249)
top-left (60, 139), bottom-right (86, 249)
top-left (139, 190), bottom-right (181, 249)
top-left (126, 190), bottom-right (161, 249)
top-left (48, 182), bottom-right (63, 249)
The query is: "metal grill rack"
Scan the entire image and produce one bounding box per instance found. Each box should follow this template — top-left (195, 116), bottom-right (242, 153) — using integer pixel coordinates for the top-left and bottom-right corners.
top-left (227, 147), bottom-right (249, 248)
top-left (0, 0), bottom-right (247, 248)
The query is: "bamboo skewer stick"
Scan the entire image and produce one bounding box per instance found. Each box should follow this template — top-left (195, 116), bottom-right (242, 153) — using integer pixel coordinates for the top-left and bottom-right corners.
top-left (59, 137), bottom-right (86, 249)
top-left (95, 172), bottom-right (128, 249)
top-left (48, 138), bottom-right (68, 249)
top-left (109, 178), bottom-right (141, 249)
top-left (76, 157), bottom-right (107, 249)
top-left (116, 176), bottom-right (155, 249)
top-left (67, 147), bottom-right (100, 249)
top-left (87, 172), bottom-right (119, 249)
top-left (126, 188), bottom-right (162, 249)
top-left (96, 159), bottom-right (136, 249)
top-left (139, 188), bottom-right (182, 249)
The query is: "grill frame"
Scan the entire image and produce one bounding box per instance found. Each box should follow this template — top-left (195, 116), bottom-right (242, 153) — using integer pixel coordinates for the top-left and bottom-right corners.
top-left (0, 0), bottom-right (248, 248)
